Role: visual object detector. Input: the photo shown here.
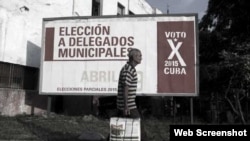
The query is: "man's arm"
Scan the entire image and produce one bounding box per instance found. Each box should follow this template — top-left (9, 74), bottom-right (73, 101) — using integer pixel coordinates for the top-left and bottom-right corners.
top-left (124, 85), bottom-right (130, 116)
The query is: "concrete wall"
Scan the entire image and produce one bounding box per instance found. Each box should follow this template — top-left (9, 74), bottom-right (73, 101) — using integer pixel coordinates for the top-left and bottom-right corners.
top-left (102, 0), bottom-right (162, 15)
top-left (74, 0), bottom-right (92, 16)
top-left (0, 0), bottom-right (75, 68)
top-left (0, 88), bottom-right (47, 116)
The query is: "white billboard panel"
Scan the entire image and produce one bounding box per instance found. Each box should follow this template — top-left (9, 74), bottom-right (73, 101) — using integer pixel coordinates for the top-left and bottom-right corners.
top-left (39, 15), bottom-right (199, 96)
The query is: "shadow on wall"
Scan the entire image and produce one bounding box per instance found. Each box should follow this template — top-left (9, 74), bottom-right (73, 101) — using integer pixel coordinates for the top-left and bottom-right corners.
top-left (26, 41), bottom-right (41, 68)
top-left (24, 94), bottom-right (94, 116)
top-left (24, 41), bottom-right (46, 115)
top-left (24, 91), bottom-right (48, 115)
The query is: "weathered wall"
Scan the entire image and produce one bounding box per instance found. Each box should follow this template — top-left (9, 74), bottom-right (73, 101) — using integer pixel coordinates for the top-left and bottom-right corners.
top-left (0, 88), bottom-right (47, 116)
top-left (0, 0), bottom-right (74, 68)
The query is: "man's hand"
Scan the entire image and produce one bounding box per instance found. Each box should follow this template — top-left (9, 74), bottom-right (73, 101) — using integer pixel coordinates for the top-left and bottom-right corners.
top-left (124, 107), bottom-right (130, 116)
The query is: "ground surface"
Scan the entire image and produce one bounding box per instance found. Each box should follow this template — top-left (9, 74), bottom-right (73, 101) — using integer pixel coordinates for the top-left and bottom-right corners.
top-left (0, 114), bottom-right (173, 141)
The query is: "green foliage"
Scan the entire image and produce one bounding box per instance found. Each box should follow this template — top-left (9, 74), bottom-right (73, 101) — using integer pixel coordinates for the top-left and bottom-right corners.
top-left (199, 0), bottom-right (250, 123)
top-left (199, 0), bottom-right (250, 92)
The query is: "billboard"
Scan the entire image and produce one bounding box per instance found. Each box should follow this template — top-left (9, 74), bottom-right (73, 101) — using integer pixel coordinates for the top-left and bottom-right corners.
top-left (39, 14), bottom-right (199, 96)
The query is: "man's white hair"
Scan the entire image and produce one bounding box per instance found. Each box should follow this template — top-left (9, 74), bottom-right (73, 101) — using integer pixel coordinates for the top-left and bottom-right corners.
top-left (128, 48), bottom-right (141, 60)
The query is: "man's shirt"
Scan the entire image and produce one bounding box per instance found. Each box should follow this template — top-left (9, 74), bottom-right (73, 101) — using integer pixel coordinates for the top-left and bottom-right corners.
top-left (117, 62), bottom-right (138, 110)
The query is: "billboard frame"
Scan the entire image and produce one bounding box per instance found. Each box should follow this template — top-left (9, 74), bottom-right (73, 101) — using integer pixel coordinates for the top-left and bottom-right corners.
top-left (39, 14), bottom-right (199, 96)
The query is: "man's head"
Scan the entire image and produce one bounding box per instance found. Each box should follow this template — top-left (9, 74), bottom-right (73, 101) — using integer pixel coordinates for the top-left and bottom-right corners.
top-left (128, 48), bottom-right (142, 65)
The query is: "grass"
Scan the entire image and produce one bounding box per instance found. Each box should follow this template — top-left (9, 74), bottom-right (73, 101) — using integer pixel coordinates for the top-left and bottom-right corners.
top-left (0, 114), bottom-right (197, 141)
top-left (0, 114), bottom-right (110, 141)
top-left (0, 116), bottom-right (38, 140)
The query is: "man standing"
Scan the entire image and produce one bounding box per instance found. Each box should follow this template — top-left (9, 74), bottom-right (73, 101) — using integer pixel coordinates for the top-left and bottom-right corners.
top-left (117, 48), bottom-right (142, 118)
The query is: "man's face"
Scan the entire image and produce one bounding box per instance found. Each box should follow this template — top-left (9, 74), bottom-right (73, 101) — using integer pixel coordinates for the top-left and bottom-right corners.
top-left (133, 51), bottom-right (142, 64)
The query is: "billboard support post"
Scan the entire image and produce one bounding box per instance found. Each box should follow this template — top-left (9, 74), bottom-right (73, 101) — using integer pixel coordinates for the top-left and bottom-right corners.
top-left (190, 97), bottom-right (194, 124)
top-left (47, 96), bottom-right (52, 117)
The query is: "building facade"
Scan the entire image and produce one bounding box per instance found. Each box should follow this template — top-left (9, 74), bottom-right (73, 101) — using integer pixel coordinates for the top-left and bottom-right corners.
top-left (0, 0), bottom-right (162, 116)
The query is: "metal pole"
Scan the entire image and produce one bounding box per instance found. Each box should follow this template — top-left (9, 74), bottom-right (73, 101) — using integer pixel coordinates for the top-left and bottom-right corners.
top-left (47, 96), bottom-right (52, 117)
top-left (190, 97), bottom-right (194, 124)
